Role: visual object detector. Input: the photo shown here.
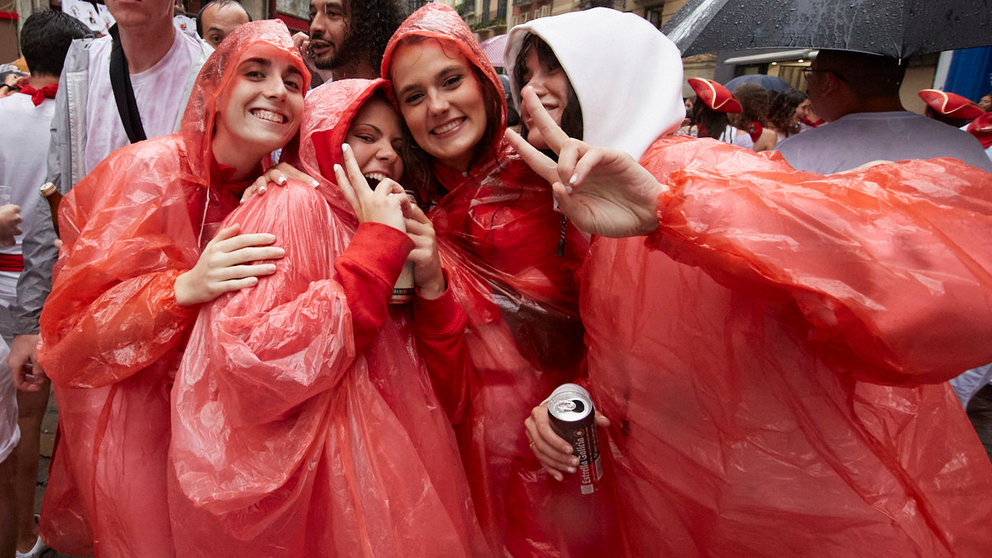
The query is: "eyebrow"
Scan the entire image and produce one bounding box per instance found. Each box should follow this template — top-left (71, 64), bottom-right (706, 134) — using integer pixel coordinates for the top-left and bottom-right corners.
top-left (352, 122), bottom-right (383, 135)
top-left (396, 64), bottom-right (464, 98)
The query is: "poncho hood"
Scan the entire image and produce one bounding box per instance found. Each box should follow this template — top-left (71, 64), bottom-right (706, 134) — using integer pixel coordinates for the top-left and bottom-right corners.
top-left (180, 19), bottom-right (309, 182)
top-left (297, 78), bottom-right (392, 219)
top-left (381, 3), bottom-right (506, 172)
top-left (505, 7), bottom-right (684, 160)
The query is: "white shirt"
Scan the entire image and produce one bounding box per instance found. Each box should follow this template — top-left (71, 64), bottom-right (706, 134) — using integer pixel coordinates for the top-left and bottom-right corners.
top-left (776, 111), bottom-right (992, 173)
top-left (0, 92), bottom-right (55, 306)
top-left (84, 26), bottom-right (202, 174)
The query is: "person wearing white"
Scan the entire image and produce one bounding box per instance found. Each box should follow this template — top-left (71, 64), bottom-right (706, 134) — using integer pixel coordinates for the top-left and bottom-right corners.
top-left (776, 50), bottom-right (991, 173)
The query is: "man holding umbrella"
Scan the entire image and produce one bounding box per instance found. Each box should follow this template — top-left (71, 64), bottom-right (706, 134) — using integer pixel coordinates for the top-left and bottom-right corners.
top-left (776, 49), bottom-right (992, 173)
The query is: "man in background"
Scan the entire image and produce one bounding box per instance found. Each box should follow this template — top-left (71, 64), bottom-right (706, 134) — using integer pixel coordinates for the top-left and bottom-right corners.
top-left (197, 0), bottom-right (251, 48)
top-left (295, 0), bottom-right (406, 85)
top-left (777, 49), bottom-right (991, 173)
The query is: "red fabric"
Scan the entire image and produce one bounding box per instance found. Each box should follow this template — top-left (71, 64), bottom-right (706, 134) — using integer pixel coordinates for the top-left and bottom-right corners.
top-left (748, 120), bottom-right (763, 143)
top-left (383, 6), bottom-right (597, 556)
top-left (581, 135), bottom-right (992, 556)
top-left (16, 79), bottom-right (57, 106)
top-left (966, 112), bottom-right (992, 148)
top-left (168, 77), bottom-right (490, 557)
top-left (687, 78), bottom-right (741, 113)
top-left (801, 116), bottom-right (825, 127)
top-left (0, 253), bottom-right (23, 271)
top-left (36, 21), bottom-right (307, 558)
top-left (17, 78), bottom-right (59, 106)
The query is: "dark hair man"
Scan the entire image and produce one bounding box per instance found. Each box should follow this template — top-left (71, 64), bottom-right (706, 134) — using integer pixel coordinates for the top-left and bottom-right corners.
top-left (300, 0), bottom-right (405, 82)
top-left (196, 0), bottom-right (251, 48)
top-left (776, 49), bottom-right (991, 173)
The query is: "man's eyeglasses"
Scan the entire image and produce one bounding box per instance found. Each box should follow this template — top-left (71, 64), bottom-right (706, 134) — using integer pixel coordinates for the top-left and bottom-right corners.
top-left (803, 68), bottom-right (846, 81)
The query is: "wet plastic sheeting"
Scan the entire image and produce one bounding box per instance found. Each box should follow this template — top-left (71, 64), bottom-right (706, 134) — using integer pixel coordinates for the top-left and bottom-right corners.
top-left (662, 0), bottom-right (992, 58)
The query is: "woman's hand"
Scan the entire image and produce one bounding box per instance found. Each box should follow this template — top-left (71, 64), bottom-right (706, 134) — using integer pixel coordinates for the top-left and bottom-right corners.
top-left (241, 162), bottom-right (319, 202)
top-left (335, 143), bottom-right (407, 232)
top-left (524, 401), bottom-right (611, 481)
top-left (403, 203), bottom-right (445, 299)
top-left (506, 86), bottom-right (666, 238)
top-left (174, 223), bottom-right (284, 306)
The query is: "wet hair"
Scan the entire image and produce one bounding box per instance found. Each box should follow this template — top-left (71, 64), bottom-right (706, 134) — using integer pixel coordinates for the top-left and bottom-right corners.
top-left (730, 83), bottom-right (770, 132)
top-left (335, 0), bottom-right (406, 75)
top-left (196, 0), bottom-right (252, 38)
top-left (816, 50), bottom-right (905, 99)
top-left (767, 88), bottom-right (807, 137)
top-left (512, 33), bottom-right (584, 141)
top-left (20, 10), bottom-right (91, 77)
top-left (690, 101), bottom-right (730, 140)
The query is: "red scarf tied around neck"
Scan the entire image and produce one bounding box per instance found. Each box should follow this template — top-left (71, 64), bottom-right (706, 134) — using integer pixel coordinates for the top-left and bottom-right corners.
top-left (17, 81), bottom-right (58, 106)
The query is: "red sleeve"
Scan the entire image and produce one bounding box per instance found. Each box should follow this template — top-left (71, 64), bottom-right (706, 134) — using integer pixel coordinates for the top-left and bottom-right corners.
top-left (411, 271), bottom-right (471, 423)
top-left (38, 153), bottom-right (202, 388)
top-left (334, 222), bottom-right (414, 352)
top-left (642, 148), bottom-right (992, 384)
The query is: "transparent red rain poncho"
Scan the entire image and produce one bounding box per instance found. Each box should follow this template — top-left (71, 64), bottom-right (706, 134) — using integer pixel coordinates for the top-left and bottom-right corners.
top-left (167, 77), bottom-right (490, 557)
top-left (381, 5), bottom-right (593, 555)
top-left (583, 136), bottom-right (992, 556)
top-left (35, 21), bottom-right (308, 558)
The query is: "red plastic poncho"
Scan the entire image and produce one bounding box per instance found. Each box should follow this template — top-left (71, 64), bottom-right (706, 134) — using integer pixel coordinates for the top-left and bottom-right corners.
top-left (36, 21), bottom-right (308, 558)
top-left (582, 135), bottom-right (992, 556)
top-left (168, 78), bottom-right (491, 558)
top-left (382, 5), bottom-right (592, 555)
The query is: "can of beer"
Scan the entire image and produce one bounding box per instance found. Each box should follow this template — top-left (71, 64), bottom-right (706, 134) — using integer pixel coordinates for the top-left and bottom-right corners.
top-left (547, 383), bottom-right (603, 495)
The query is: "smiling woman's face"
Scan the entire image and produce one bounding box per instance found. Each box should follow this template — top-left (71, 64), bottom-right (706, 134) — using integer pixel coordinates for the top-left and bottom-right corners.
top-left (345, 97), bottom-right (406, 183)
top-left (214, 54), bottom-right (305, 164)
top-left (389, 39), bottom-right (487, 172)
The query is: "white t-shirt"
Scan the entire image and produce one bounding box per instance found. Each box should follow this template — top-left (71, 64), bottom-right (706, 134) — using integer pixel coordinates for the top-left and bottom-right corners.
top-left (0, 93), bottom-right (55, 308)
top-left (84, 26), bottom-right (202, 174)
top-left (776, 111), bottom-right (992, 174)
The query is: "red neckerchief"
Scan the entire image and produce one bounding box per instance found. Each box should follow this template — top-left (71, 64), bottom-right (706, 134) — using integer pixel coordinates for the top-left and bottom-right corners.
top-left (801, 116), bottom-right (825, 128)
top-left (17, 79), bottom-right (58, 106)
top-left (966, 112), bottom-right (992, 149)
top-left (748, 121), bottom-right (763, 143)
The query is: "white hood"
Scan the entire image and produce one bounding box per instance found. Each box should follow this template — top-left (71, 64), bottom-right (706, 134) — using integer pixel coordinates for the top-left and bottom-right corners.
top-left (505, 7), bottom-right (685, 160)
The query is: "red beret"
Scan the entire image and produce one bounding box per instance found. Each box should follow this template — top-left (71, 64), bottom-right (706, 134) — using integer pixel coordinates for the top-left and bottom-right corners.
top-left (918, 89), bottom-right (984, 120)
top-left (688, 78), bottom-right (742, 113)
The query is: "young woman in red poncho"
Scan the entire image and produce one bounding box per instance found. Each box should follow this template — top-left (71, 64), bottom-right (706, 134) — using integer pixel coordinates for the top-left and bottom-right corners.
top-left (510, 11), bottom-right (992, 556)
top-left (379, 4), bottom-right (591, 555)
top-left (35, 21), bottom-right (308, 558)
top-left (167, 77), bottom-right (490, 557)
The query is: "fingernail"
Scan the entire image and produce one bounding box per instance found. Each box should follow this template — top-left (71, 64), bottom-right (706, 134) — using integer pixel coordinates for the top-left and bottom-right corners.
top-left (333, 163), bottom-right (342, 173)
top-left (311, 180), bottom-right (320, 188)
top-left (342, 143), bottom-right (351, 152)
top-left (563, 445), bottom-right (572, 453)
top-left (571, 457), bottom-right (580, 466)
top-left (552, 196), bottom-right (560, 213)
top-left (276, 176), bottom-right (287, 185)
top-left (566, 184), bottom-right (574, 194)
top-left (567, 467), bottom-right (576, 474)
top-left (569, 174), bottom-right (578, 185)
top-left (259, 185), bottom-right (266, 193)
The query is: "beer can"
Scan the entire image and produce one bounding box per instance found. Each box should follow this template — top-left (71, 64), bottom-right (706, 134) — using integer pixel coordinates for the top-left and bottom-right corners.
top-left (547, 383), bottom-right (603, 495)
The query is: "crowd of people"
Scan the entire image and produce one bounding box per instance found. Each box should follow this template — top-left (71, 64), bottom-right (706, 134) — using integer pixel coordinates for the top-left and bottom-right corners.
top-left (1, 1), bottom-right (991, 557)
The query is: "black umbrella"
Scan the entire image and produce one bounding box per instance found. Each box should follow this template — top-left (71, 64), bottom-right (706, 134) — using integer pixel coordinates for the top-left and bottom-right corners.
top-left (662, 0), bottom-right (992, 59)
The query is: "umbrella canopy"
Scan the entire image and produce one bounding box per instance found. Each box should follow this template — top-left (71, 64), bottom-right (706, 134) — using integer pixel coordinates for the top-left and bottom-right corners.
top-left (480, 33), bottom-right (508, 68)
top-left (725, 74), bottom-right (792, 92)
top-left (662, 0), bottom-right (992, 59)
